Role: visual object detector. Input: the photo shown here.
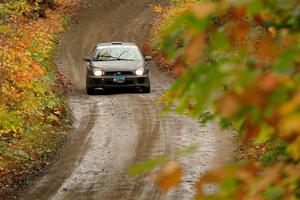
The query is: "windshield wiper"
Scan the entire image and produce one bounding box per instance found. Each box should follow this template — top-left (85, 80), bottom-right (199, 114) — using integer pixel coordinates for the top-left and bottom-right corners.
top-left (94, 55), bottom-right (134, 61)
top-left (115, 58), bottom-right (134, 61)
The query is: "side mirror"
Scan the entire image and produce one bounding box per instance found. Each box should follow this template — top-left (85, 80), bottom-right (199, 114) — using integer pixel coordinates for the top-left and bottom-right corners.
top-left (145, 56), bottom-right (152, 61)
top-left (83, 56), bottom-right (91, 62)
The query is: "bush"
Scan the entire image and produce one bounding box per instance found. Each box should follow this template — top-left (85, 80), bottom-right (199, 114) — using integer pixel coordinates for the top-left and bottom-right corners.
top-left (150, 0), bottom-right (300, 199)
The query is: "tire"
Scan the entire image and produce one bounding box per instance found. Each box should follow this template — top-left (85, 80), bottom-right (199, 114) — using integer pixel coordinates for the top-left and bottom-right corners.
top-left (86, 73), bottom-right (95, 95)
top-left (141, 76), bottom-right (151, 93)
top-left (86, 87), bottom-right (95, 95)
top-left (142, 85), bottom-right (151, 93)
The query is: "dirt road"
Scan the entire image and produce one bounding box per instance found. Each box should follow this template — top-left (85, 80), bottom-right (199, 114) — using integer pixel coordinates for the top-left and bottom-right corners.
top-left (20, 0), bottom-right (234, 199)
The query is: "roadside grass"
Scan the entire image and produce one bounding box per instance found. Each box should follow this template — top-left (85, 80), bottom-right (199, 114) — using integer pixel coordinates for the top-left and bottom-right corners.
top-left (62, 15), bottom-right (72, 26)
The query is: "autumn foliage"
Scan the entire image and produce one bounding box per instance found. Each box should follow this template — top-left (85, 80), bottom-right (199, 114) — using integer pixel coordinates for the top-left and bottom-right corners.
top-left (0, 0), bottom-right (81, 196)
top-left (150, 0), bottom-right (300, 199)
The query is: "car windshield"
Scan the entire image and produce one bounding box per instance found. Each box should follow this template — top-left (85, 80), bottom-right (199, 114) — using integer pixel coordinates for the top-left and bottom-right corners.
top-left (93, 46), bottom-right (143, 61)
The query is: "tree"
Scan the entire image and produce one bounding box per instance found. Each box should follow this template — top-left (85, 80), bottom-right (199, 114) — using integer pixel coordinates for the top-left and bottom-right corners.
top-left (0, 0), bottom-right (56, 20)
top-left (154, 0), bottom-right (300, 199)
top-left (27, 0), bottom-right (56, 17)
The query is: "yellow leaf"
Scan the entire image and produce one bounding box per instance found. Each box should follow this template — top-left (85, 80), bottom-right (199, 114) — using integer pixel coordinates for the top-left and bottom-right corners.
top-left (279, 91), bottom-right (300, 116)
top-left (47, 114), bottom-right (59, 123)
top-left (287, 136), bottom-right (300, 160)
top-left (153, 5), bottom-right (162, 13)
top-left (54, 110), bottom-right (61, 116)
top-left (278, 114), bottom-right (300, 140)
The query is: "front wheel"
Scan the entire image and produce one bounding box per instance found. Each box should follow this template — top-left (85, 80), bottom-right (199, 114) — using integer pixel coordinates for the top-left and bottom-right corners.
top-left (142, 85), bottom-right (151, 93)
top-left (86, 87), bottom-right (95, 95)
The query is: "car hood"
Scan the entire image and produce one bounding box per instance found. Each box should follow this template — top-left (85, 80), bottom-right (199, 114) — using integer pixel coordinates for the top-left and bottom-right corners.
top-left (92, 60), bottom-right (144, 71)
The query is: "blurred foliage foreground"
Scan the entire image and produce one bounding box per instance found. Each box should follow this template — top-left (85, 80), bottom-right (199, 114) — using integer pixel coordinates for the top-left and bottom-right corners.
top-left (144, 0), bottom-right (300, 199)
top-left (0, 0), bottom-right (81, 195)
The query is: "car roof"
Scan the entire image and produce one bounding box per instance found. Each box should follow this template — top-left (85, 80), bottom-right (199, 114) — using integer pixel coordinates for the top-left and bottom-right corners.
top-left (96, 42), bottom-right (137, 47)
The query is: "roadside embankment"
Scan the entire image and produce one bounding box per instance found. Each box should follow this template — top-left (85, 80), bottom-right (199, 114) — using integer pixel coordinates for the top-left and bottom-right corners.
top-left (0, 1), bottom-right (85, 198)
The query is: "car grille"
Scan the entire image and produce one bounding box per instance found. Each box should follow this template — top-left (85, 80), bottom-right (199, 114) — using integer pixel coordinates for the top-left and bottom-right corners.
top-left (105, 79), bottom-right (134, 85)
top-left (105, 71), bottom-right (133, 76)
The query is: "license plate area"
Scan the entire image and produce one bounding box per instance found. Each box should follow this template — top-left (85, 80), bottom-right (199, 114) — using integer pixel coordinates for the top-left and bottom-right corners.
top-left (113, 76), bottom-right (126, 83)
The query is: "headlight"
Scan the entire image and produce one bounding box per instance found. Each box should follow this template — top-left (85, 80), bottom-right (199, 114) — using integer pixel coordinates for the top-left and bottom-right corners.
top-left (93, 69), bottom-right (103, 76)
top-left (135, 67), bottom-right (144, 76)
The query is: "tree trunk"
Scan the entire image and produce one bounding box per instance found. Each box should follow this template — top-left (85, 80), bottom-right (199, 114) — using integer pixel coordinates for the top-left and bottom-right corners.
top-left (26, 0), bottom-right (56, 18)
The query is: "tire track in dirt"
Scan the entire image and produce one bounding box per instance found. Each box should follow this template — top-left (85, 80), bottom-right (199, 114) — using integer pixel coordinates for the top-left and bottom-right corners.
top-left (21, 100), bottom-right (97, 199)
top-left (101, 96), bottom-right (164, 200)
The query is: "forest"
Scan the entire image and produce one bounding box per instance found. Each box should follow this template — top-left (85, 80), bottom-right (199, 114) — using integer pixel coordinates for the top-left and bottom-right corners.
top-left (1, 0), bottom-right (300, 199)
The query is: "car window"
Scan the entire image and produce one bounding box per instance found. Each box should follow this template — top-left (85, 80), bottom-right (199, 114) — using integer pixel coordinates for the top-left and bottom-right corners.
top-left (93, 46), bottom-right (143, 61)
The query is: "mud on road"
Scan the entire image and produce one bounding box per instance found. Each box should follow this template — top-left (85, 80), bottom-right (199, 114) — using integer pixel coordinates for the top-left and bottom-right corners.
top-left (19, 0), bottom-right (234, 199)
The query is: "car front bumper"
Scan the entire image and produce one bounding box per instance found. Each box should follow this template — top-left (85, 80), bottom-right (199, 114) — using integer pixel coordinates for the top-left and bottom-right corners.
top-left (87, 75), bottom-right (149, 89)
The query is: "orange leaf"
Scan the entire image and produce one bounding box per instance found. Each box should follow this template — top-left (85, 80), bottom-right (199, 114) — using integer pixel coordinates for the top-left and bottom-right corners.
top-left (174, 59), bottom-right (185, 76)
top-left (254, 14), bottom-right (264, 26)
top-left (227, 20), bottom-right (250, 43)
top-left (256, 36), bottom-right (279, 62)
top-left (241, 86), bottom-right (264, 106)
top-left (217, 93), bottom-right (239, 118)
top-left (268, 27), bottom-right (276, 38)
top-left (256, 73), bottom-right (280, 93)
top-left (192, 2), bottom-right (216, 19)
top-left (186, 33), bottom-right (206, 65)
top-left (243, 119), bottom-right (260, 143)
top-left (232, 6), bottom-right (247, 21)
top-left (154, 161), bottom-right (183, 193)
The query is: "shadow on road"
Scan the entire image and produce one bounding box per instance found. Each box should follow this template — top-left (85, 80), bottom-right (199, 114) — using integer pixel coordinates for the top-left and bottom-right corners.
top-left (90, 88), bottom-right (146, 95)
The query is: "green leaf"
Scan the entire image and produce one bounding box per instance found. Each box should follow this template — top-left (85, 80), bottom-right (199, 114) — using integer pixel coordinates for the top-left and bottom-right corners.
top-left (128, 155), bottom-right (169, 175)
top-left (175, 145), bottom-right (198, 157)
top-left (264, 185), bottom-right (285, 200)
top-left (13, 150), bottom-right (29, 160)
top-left (247, 0), bottom-right (264, 15)
top-left (210, 29), bottom-right (229, 50)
